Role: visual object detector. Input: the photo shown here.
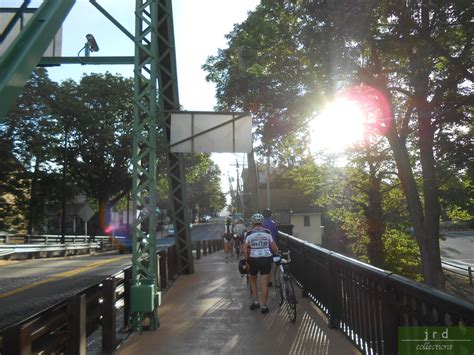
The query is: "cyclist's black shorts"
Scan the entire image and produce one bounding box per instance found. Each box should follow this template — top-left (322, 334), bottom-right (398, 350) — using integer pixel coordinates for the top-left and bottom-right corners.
top-left (248, 256), bottom-right (272, 276)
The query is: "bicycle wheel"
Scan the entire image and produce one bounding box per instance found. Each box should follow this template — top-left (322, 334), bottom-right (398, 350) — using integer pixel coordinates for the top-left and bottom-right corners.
top-left (235, 242), bottom-right (240, 257)
top-left (274, 266), bottom-right (284, 306)
top-left (284, 276), bottom-right (297, 323)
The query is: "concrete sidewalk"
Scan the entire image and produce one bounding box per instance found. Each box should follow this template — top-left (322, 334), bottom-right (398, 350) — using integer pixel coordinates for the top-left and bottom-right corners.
top-left (117, 251), bottom-right (360, 355)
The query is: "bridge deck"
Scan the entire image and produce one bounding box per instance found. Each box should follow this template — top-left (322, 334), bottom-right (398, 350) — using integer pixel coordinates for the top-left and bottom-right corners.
top-left (117, 251), bottom-right (360, 354)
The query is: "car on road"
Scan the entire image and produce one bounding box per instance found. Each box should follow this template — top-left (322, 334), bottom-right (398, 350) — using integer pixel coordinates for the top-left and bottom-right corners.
top-left (114, 223), bottom-right (192, 253)
top-left (199, 215), bottom-right (212, 223)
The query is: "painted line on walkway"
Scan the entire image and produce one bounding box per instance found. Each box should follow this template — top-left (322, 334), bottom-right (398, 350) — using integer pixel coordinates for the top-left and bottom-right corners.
top-left (0, 255), bottom-right (129, 299)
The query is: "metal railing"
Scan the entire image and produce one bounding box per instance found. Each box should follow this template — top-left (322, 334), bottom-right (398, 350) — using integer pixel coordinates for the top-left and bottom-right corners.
top-left (442, 260), bottom-right (473, 286)
top-left (277, 232), bottom-right (474, 355)
top-left (0, 239), bottom-right (223, 355)
top-left (0, 234), bottom-right (111, 245)
top-left (0, 234), bottom-right (114, 259)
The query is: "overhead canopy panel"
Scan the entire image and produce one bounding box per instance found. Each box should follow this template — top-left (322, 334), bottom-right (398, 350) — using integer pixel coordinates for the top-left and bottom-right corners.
top-left (170, 112), bottom-right (252, 153)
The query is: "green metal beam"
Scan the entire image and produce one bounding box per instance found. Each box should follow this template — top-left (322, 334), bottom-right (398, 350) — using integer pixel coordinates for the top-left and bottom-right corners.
top-left (130, 0), bottom-right (159, 331)
top-left (89, 0), bottom-right (135, 42)
top-left (38, 56), bottom-right (134, 65)
top-left (0, 0), bottom-right (76, 120)
top-left (157, 0), bottom-right (194, 275)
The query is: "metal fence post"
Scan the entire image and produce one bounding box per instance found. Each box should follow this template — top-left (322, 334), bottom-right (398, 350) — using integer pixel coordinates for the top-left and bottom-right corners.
top-left (124, 268), bottom-right (132, 330)
top-left (102, 278), bottom-right (117, 355)
top-left (208, 240), bottom-right (212, 254)
top-left (301, 243), bottom-right (309, 298)
top-left (159, 250), bottom-right (168, 289)
top-left (203, 240), bottom-right (208, 256)
top-left (67, 293), bottom-right (87, 355)
top-left (327, 254), bottom-right (339, 329)
top-left (3, 324), bottom-right (31, 355)
top-left (196, 240), bottom-right (201, 259)
top-left (381, 276), bottom-right (398, 355)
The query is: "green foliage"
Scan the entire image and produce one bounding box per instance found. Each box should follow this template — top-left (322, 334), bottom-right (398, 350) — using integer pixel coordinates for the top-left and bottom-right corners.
top-left (446, 205), bottom-right (472, 224)
top-left (184, 154), bottom-right (226, 215)
top-left (1, 69), bottom-right (60, 232)
top-left (0, 139), bottom-right (28, 232)
top-left (52, 73), bottom-right (134, 205)
top-left (383, 229), bottom-right (423, 282)
top-left (156, 154), bottom-right (226, 216)
top-left (203, 0), bottom-right (471, 287)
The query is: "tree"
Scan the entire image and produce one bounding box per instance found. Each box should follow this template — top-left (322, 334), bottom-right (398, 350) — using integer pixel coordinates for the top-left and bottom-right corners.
top-left (157, 154), bottom-right (226, 218)
top-left (0, 138), bottom-right (29, 232)
top-left (347, 0), bottom-right (472, 289)
top-left (203, 0), bottom-right (472, 289)
top-left (1, 69), bottom-right (61, 233)
top-left (49, 73), bottom-right (134, 233)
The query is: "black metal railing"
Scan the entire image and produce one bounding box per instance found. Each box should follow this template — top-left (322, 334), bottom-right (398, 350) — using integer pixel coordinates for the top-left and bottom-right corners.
top-left (0, 238), bottom-right (223, 355)
top-left (0, 263), bottom-right (134, 355)
top-left (278, 232), bottom-right (474, 355)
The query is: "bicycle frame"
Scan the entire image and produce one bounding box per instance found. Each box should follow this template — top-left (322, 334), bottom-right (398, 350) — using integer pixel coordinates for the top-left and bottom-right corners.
top-left (274, 251), bottom-right (297, 322)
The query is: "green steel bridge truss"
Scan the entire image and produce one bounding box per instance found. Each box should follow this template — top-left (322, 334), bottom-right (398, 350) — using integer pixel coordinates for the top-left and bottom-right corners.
top-left (0, 0), bottom-right (194, 331)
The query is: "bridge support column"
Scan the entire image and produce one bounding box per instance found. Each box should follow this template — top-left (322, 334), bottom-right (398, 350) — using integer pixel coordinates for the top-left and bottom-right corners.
top-left (102, 278), bottom-right (117, 354)
top-left (67, 294), bottom-right (86, 355)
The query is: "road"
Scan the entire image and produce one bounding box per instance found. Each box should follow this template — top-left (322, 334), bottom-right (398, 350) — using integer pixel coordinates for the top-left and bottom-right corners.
top-left (0, 222), bottom-right (223, 330)
top-left (439, 230), bottom-right (474, 276)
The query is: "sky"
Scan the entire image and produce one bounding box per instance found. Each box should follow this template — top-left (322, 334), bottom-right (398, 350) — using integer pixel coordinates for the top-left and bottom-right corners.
top-left (3, 0), bottom-right (260, 199)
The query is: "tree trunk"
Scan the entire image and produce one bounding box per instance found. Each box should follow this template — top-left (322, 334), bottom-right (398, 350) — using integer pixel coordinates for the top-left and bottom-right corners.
top-left (385, 123), bottom-right (445, 289)
top-left (27, 159), bottom-right (40, 234)
top-left (366, 170), bottom-right (385, 268)
top-left (417, 98), bottom-right (445, 289)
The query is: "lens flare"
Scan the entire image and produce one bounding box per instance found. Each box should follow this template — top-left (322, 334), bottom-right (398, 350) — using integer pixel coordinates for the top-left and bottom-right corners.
top-left (310, 98), bottom-right (366, 153)
top-left (309, 84), bottom-right (392, 154)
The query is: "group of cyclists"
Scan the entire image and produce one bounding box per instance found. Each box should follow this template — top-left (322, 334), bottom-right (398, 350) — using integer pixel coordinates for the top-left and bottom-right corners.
top-left (222, 216), bottom-right (246, 258)
top-left (222, 209), bottom-right (279, 314)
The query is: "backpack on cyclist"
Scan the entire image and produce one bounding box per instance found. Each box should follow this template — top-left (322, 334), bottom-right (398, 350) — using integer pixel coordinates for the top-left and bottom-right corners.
top-left (238, 258), bottom-right (248, 275)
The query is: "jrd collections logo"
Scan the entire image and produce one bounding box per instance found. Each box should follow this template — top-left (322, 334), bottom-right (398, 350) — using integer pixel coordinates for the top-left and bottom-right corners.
top-left (398, 326), bottom-right (473, 354)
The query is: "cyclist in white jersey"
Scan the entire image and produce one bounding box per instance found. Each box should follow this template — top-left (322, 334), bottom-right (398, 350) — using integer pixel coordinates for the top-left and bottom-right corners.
top-left (243, 213), bottom-right (278, 314)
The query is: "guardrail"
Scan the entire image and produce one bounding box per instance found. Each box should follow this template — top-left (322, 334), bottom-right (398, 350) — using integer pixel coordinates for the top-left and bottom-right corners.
top-left (0, 243), bottom-right (100, 258)
top-left (277, 232), bottom-right (474, 355)
top-left (0, 235), bottom-right (114, 259)
top-left (0, 234), bottom-right (111, 245)
top-left (442, 260), bottom-right (473, 286)
top-left (0, 239), bottom-right (223, 354)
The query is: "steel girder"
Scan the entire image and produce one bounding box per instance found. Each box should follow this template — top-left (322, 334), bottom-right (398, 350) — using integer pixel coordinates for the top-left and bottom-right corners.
top-left (130, 0), bottom-right (159, 330)
top-left (156, 0), bottom-right (194, 275)
top-left (0, 0), bottom-right (76, 119)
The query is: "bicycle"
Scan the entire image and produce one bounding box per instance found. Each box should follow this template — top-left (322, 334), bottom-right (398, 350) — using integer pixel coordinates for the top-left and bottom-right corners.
top-left (233, 234), bottom-right (243, 257)
top-left (273, 251), bottom-right (297, 323)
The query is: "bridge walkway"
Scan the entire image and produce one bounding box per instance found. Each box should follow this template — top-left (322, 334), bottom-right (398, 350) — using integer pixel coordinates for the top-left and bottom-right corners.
top-left (117, 250), bottom-right (360, 354)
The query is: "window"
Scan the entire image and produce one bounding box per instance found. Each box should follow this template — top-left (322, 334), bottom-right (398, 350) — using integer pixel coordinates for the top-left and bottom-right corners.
top-left (304, 215), bottom-right (310, 227)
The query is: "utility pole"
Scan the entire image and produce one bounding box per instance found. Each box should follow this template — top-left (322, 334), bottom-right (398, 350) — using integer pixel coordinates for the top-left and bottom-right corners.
top-left (247, 150), bottom-right (259, 213)
top-left (231, 158), bottom-right (247, 217)
top-left (228, 172), bottom-right (235, 209)
top-left (61, 121), bottom-right (69, 244)
top-left (266, 146), bottom-right (271, 209)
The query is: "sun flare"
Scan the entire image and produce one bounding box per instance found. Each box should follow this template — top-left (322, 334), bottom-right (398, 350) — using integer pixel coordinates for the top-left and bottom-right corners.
top-left (309, 99), bottom-right (366, 154)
